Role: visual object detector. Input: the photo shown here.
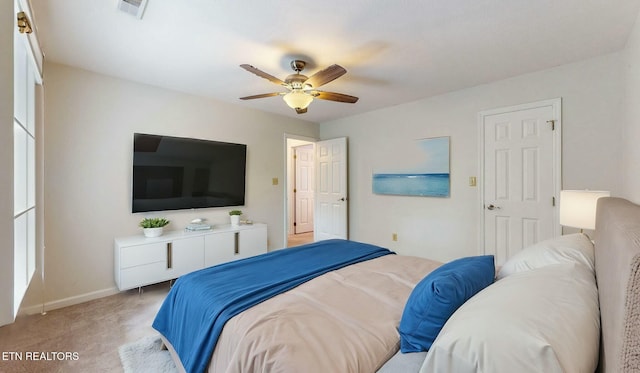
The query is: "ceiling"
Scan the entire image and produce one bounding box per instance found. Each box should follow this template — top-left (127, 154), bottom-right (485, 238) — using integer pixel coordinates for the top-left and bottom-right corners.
top-left (30, 0), bottom-right (640, 123)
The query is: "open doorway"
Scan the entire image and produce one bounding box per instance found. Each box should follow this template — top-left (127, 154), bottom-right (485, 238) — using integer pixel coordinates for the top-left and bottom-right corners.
top-left (285, 136), bottom-right (316, 247)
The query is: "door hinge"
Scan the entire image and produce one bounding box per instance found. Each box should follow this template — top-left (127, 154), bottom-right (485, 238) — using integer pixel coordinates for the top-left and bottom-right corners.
top-left (547, 120), bottom-right (556, 131)
top-left (293, 222), bottom-right (297, 226)
top-left (552, 196), bottom-right (556, 206)
top-left (293, 154), bottom-right (297, 159)
top-left (17, 12), bottom-right (33, 34)
top-left (293, 188), bottom-right (297, 193)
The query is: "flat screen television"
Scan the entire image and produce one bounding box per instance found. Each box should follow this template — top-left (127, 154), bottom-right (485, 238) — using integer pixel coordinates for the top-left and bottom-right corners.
top-left (132, 133), bottom-right (247, 213)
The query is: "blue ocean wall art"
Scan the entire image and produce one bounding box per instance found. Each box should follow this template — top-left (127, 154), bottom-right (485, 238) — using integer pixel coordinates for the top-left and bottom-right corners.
top-left (372, 136), bottom-right (450, 197)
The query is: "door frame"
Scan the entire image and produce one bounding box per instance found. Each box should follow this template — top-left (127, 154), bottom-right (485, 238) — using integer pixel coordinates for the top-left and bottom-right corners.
top-left (477, 98), bottom-right (562, 255)
top-left (284, 133), bottom-right (317, 247)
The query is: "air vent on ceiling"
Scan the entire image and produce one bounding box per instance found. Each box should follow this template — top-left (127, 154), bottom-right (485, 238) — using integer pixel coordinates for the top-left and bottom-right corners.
top-left (117, 0), bottom-right (148, 19)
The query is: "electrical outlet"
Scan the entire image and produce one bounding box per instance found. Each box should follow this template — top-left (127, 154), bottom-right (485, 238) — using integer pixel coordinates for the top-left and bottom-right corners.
top-left (392, 233), bottom-right (398, 241)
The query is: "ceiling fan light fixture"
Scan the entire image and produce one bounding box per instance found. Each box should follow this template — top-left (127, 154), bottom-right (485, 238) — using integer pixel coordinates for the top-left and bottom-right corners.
top-left (283, 91), bottom-right (313, 110)
top-left (239, 60), bottom-right (358, 113)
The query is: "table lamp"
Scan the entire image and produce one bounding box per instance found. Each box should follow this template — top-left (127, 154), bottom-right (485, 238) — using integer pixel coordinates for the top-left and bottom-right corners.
top-left (559, 190), bottom-right (610, 233)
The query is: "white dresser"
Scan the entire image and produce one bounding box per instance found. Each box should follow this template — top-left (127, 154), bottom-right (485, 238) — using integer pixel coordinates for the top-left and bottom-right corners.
top-left (114, 223), bottom-right (267, 291)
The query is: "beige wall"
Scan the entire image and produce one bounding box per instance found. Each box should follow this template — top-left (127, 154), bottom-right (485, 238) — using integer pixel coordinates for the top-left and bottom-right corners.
top-left (22, 63), bottom-right (318, 310)
top-left (623, 12), bottom-right (640, 202)
top-left (321, 53), bottom-right (625, 262)
top-left (1, 0), bottom-right (15, 325)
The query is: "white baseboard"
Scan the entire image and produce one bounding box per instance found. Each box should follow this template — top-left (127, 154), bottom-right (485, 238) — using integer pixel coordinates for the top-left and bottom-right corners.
top-left (19, 287), bottom-right (120, 316)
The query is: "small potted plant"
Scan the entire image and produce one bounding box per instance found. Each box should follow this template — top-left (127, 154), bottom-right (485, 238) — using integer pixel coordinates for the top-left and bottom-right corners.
top-left (229, 210), bottom-right (242, 227)
top-left (139, 217), bottom-right (170, 238)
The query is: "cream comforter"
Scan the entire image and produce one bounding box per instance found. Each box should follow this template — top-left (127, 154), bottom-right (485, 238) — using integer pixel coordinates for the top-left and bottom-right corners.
top-left (196, 254), bottom-right (441, 373)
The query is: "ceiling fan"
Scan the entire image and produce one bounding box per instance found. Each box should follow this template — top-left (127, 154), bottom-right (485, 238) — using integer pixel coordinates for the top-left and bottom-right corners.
top-left (239, 60), bottom-right (359, 114)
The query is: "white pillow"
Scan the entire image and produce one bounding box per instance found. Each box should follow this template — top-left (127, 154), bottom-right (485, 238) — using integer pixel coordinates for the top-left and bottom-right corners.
top-left (497, 233), bottom-right (594, 279)
top-left (419, 263), bottom-right (600, 373)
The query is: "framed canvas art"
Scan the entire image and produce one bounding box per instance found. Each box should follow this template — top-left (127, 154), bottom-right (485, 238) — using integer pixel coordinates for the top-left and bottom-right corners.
top-left (372, 136), bottom-right (450, 197)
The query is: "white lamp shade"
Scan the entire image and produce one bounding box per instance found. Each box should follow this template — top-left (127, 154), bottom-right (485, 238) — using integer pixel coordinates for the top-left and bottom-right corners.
top-left (559, 190), bottom-right (610, 230)
top-left (283, 91), bottom-right (313, 109)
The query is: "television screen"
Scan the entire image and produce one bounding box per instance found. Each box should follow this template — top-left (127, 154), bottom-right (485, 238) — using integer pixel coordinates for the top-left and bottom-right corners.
top-left (132, 133), bottom-right (246, 213)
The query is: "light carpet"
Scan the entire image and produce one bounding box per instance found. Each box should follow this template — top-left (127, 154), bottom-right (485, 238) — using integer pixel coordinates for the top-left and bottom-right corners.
top-left (119, 335), bottom-right (178, 373)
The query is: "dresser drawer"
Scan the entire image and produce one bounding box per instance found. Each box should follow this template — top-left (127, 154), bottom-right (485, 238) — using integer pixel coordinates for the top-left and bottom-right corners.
top-left (120, 242), bottom-right (167, 269)
top-left (120, 263), bottom-right (173, 290)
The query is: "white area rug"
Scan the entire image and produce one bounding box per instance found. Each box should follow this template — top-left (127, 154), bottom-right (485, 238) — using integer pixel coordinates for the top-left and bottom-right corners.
top-left (118, 335), bottom-right (178, 373)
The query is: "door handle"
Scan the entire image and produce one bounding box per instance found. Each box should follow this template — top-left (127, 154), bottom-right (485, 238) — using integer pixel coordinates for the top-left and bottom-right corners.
top-left (487, 204), bottom-right (501, 210)
top-left (338, 197), bottom-right (346, 202)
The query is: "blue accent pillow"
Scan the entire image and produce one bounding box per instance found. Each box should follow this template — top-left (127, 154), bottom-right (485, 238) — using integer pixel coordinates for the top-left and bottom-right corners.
top-left (398, 255), bottom-right (495, 352)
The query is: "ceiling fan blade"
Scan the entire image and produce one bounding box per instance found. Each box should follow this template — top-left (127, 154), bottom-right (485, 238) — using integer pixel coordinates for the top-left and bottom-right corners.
top-left (304, 64), bottom-right (347, 88)
top-left (239, 92), bottom-right (282, 100)
top-left (314, 91), bottom-right (359, 103)
top-left (240, 64), bottom-right (286, 86)
top-left (295, 107), bottom-right (308, 114)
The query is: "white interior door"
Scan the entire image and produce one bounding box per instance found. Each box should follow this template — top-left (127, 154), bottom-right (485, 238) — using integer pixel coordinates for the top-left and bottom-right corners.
top-left (480, 99), bottom-right (561, 265)
top-left (315, 137), bottom-right (348, 241)
top-left (294, 144), bottom-right (314, 234)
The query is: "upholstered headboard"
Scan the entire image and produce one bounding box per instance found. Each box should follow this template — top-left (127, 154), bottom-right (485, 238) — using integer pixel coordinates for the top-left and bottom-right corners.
top-left (595, 197), bottom-right (640, 372)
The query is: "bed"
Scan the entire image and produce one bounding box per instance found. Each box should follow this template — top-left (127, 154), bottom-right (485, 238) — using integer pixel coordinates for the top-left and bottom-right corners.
top-left (153, 197), bottom-right (640, 373)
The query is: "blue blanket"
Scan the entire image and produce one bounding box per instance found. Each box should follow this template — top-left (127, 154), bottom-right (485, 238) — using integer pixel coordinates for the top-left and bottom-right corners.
top-left (152, 239), bottom-right (393, 373)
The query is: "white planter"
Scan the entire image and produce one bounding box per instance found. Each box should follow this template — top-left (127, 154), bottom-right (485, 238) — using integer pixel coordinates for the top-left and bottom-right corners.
top-left (143, 227), bottom-right (164, 238)
top-left (230, 215), bottom-right (240, 227)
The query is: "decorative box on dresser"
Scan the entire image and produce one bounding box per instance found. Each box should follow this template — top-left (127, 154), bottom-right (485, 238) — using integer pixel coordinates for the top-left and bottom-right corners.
top-left (114, 223), bottom-right (267, 291)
